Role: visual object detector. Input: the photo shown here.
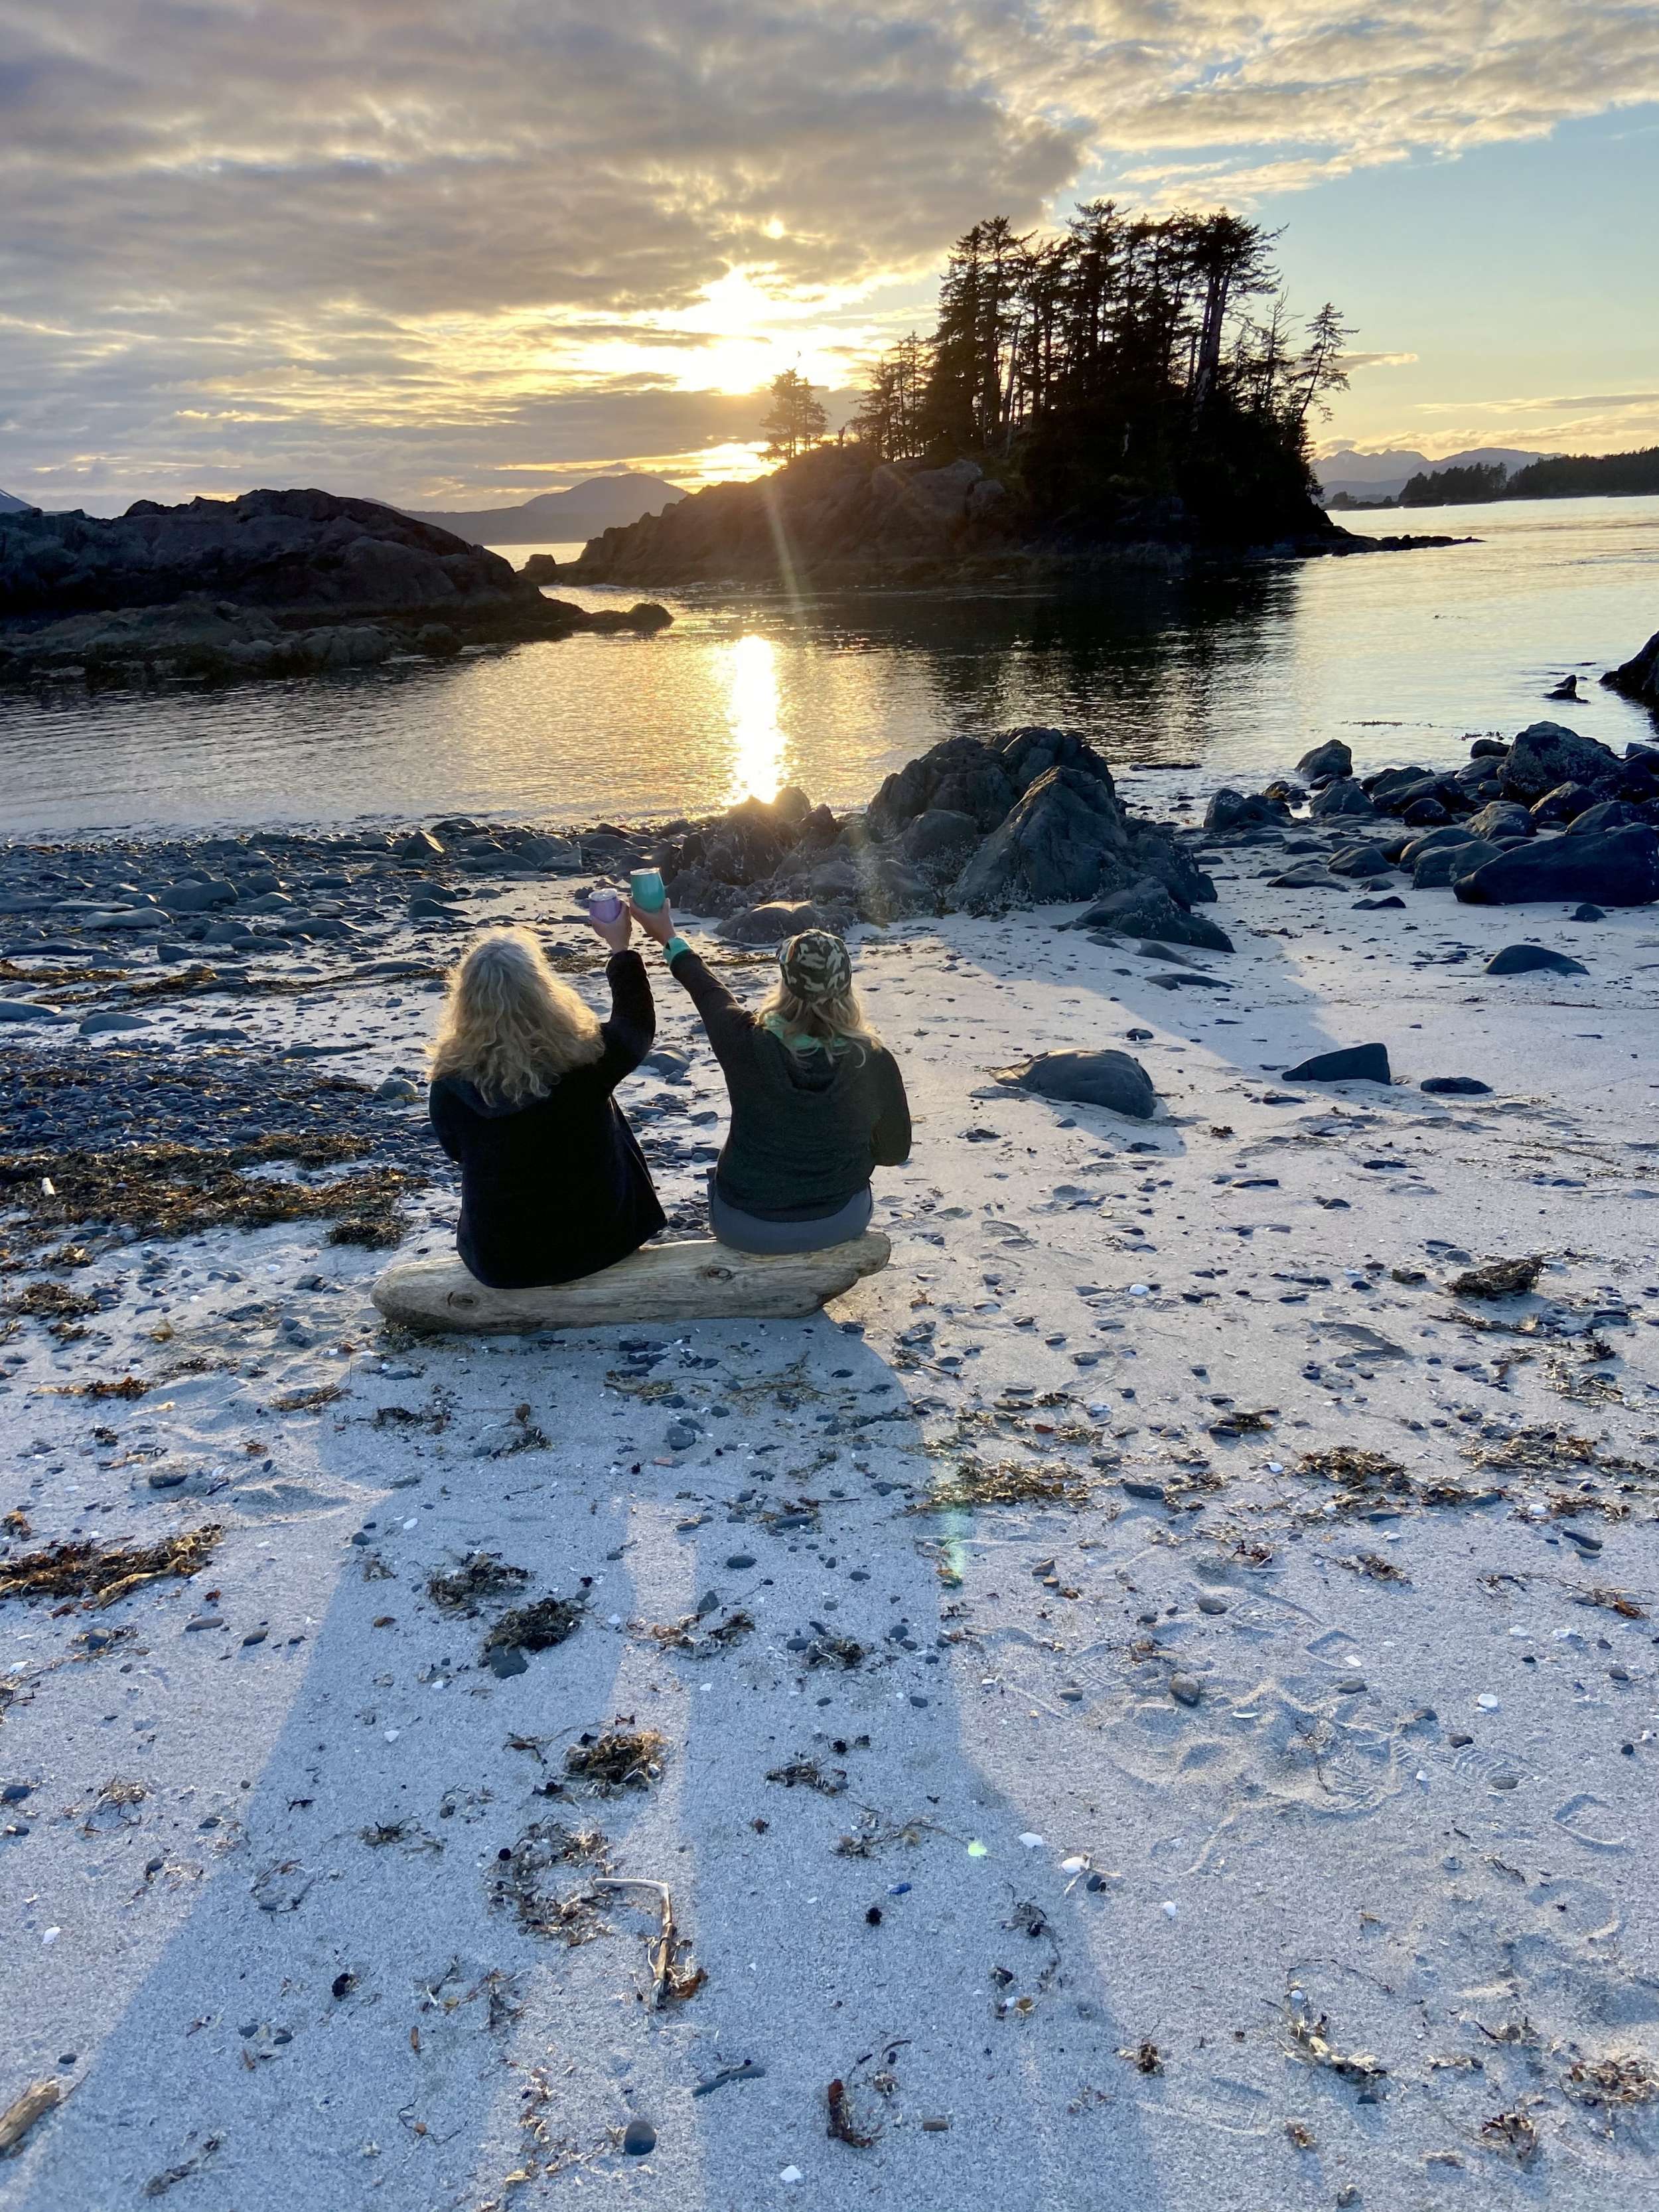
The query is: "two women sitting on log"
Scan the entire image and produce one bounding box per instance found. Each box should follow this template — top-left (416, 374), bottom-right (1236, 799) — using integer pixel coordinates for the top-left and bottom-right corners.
top-left (427, 898), bottom-right (910, 1289)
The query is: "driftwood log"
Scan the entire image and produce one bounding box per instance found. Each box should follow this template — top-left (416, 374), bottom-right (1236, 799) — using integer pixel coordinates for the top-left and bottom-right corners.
top-left (371, 1233), bottom-right (891, 1334)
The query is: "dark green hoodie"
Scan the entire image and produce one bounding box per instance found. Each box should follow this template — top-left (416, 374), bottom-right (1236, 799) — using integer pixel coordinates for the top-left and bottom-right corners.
top-left (668, 946), bottom-right (911, 1220)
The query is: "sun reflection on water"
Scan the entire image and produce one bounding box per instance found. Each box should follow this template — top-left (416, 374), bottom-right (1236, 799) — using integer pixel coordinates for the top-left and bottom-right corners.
top-left (725, 632), bottom-right (787, 803)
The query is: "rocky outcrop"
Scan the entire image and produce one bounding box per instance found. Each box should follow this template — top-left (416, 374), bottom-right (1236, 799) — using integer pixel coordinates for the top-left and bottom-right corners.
top-left (1603, 629), bottom-right (1659, 711)
top-left (0, 488), bottom-right (671, 685)
top-left (1455, 824), bottom-right (1659, 907)
top-left (0, 488), bottom-right (536, 619)
top-left (571, 441), bottom-right (1343, 589)
top-left (656, 726), bottom-right (1215, 927)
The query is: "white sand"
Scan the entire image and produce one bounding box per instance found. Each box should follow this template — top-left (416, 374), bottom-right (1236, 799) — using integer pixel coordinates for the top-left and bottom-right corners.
top-left (5, 828), bottom-right (1659, 2209)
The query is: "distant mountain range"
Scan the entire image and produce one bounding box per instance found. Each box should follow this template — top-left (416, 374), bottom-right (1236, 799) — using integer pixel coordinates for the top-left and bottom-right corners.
top-left (403, 473), bottom-right (687, 546)
top-left (1315, 447), bottom-right (1548, 505)
top-left (0, 488), bottom-right (34, 514)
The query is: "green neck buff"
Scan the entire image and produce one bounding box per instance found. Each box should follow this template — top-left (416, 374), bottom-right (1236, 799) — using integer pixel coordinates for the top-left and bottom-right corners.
top-left (763, 1012), bottom-right (845, 1055)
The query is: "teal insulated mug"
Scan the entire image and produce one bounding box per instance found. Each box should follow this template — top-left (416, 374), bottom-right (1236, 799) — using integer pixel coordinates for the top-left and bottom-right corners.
top-left (630, 868), bottom-right (666, 913)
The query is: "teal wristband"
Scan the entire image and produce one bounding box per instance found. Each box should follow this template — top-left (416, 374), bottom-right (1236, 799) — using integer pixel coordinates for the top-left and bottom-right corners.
top-left (664, 934), bottom-right (691, 961)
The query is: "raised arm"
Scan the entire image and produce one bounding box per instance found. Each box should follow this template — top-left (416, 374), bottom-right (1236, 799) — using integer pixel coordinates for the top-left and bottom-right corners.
top-left (871, 1052), bottom-right (912, 1167)
top-left (597, 948), bottom-right (655, 1085)
top-left (665, 945), bottom-right (755, 1071)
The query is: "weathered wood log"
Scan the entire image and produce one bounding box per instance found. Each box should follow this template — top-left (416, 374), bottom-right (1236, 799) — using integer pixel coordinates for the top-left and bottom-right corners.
top-left (371, 1233), bottom-right (891, 1334)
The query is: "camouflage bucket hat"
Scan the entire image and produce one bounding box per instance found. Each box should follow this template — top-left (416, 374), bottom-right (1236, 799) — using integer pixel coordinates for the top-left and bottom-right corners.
top-left (778, 928), bottom-right (852, 1003)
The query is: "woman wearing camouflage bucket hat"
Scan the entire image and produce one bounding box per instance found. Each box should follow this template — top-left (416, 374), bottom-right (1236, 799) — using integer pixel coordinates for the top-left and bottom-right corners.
top-left (630, 897), bottom-right (910, 1254)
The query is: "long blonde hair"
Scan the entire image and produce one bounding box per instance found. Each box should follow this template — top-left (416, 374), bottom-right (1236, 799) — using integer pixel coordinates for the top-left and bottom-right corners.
top-left (757, 978), bottom-right (881, 1057)
top-left (429, 928), bottom-right (603, 1106)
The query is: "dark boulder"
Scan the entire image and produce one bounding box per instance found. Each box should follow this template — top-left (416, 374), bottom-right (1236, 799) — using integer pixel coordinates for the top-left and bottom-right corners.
top-left (1529, 780), bottom-right (1598, 826)
top-left (953, 765), bottom-right (1129, 911)
top-left (999, 1048), bottom-right (1157, 1120)
top-left (1400, 824), bottom-right (1479, 865)
top-left (1073, 878), bottom-right (1232, 952)
top-left (1327, 842), bottom-right (1394, 878)
top-left (1362, 763), bottom-right (1435, 802)
top-left (1297, 739), bottom-right (1353, 783)
top-left (1402, 795), bottom-right (1451, 826)
top-left (1500, 720), bottom-right (1621, 804)
top-left (1571, 903), bottom-right (1606, 921)
top-left (1282, 1043), bottom-right (1392, 1084)
top-left (518, 553), bottom-right (560, 584)
top-left (1602, 628), bottom-right (1659, 710)
top-left (1421, 1075), bottom-right (1492, 1095)
top-left (866, 727), bottom-right (1113, 841)
top-left (1204, 788), bottom-right (1288, 833)
top-left (1352, 893), bottom-right (1405, 910)
top-left (899, 808), bottom-right (979, 863)
top-left (1310, 778), bottom-right (1376, 820)
top-left (1455, 825), bottom-right (1659, 907)
top-left (1565, 798), bottom-right (1640, 837)
top-left (662, 865), bottom-right (748, 918)
top-left (717, 899), bottom-right (846, 944)
top-left (1470, 737), bottom-right (1509, 759)
top-left (1413, 838), bottom-right (1499, 888)
top-left (1466, 800), bottom-right (1532, 841)
top-left (1485, 944), bottom-right (1589, 977)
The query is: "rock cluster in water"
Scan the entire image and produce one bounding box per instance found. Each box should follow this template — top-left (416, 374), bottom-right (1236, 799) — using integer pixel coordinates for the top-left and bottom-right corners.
top-left (1204, 719), bottom-right (1659, 907)
top-left (0, 488), bottom-right (670, 685)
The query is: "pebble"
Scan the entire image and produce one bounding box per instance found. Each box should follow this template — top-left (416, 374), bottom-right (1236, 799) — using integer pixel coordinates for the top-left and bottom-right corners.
top-left (621, 2118), bottom-right (657, 2157)
top-left (725, 1554), bottom-right (756, 1570)
top-left (1168, 1674), bottom-right (1202, 1706)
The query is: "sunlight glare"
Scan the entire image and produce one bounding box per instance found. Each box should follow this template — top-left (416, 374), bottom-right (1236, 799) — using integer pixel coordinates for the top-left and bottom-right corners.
top-left (725, 632), bottom-right (786, 804)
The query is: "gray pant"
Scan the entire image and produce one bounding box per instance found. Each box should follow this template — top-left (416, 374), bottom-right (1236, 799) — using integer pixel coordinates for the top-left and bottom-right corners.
top-left (707, 1173), bottom-right (873, 1255)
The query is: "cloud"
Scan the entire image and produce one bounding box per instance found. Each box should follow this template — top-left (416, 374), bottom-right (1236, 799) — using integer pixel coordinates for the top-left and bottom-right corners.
top-left (1341, 351), bottom-right (1419, 370)
top-left (2, 0), bottom-right (1655, 504)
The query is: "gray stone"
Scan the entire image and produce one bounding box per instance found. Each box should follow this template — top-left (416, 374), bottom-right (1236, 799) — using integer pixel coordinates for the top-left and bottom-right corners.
top-left (1309, 777), bottom-right (1375, 820)
top-left (953, 765), bottom-right (1130, 911)
top-left (1204, 788), bottom-right (1287, 833)
top-left (78, 1011), bottom-right (151, 1035)
top-left (1456, 825), bottom-right (1659, 907)
top-left (1073, 878), bottom-right (1232, 952)
top-left (1327, 842), bottom-right (1393, 878)
top-left (1500, 721), bottom-right (1621, 804)
top-left (1296, 739), bottom-right (1353, 783)
top-left (717, 899), bottom-right (843, 944)
top-left (1466, 800), bottom-right (1532, 842)
top-left (1421, 1076), bottom-right (1492, 1094)
top-left (1001, 1048), bottom-right (1157, 1120)
top-left (1282, 1043), bottom-right (1392, 1084)
top-left (1413, 838), bottom-right (1499, 888)
top-left (1485, 944), bottom-right (1588, 976)
top-left (0, 999), bottom-right (70, 1022)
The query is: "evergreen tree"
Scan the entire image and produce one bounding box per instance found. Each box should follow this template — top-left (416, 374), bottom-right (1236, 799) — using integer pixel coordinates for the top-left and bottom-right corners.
top-left (760, 369), bottom-right (828, 462)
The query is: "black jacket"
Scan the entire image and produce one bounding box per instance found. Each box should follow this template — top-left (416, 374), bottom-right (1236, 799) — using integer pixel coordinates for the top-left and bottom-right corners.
top-left (668, 946), bottom-right (911, 1219)
top-left (429, 950), bottom-right (664, 1288)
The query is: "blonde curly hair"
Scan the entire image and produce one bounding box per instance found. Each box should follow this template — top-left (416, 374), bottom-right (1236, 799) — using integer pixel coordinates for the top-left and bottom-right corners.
top-left (429, 928), bottom-right (603, 1106)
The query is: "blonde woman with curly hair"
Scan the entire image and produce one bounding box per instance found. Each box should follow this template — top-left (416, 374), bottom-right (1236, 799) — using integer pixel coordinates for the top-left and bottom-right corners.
top-left (427, 908), bottom-right (663, 1286)
top-left (630, 901), bottom-right (910, 1255)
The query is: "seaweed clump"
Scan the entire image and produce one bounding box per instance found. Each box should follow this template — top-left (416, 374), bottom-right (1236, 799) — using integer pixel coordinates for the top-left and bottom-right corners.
top-left (0, 1525), bottom-right (221, 1608)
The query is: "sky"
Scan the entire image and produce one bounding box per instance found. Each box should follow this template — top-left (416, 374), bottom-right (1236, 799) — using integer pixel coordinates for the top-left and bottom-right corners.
top-left (2, 0), bottom-right (1657, 514)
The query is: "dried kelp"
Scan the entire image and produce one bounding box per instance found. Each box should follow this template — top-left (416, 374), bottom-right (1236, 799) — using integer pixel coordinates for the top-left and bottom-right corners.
top-left (427, 1554), bottom-right (531, 1613)
top-left (1450, 1256), bottom-right (1545, 1299)
top-left (1563, 2054), bottom-right (1658, 2108)
top-left (914, 1457), bottom-right (1089, 1512)
top-left (1336, 1550), bottom-right (1409, 1584)
top-left (1299, 1447), bottom-right (1406, 1485)
top-left (1285, 1995), bottom-right (1388, 2093)
top-left (0, 1525), bottom-right (220, 1609)
top-left (483, 1596), bottom-right (583, 1656)
top-left (564, 1729), bottom-right (666, 1794)
top-left (0, 1137), bottom-right (422, 1246)
top-left (766, 1759), bottom-right (849, 1796)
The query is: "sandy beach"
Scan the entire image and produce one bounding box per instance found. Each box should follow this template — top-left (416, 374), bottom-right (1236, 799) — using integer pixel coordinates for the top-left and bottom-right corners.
top-left (5, 778), bottom-right (1659, 2211)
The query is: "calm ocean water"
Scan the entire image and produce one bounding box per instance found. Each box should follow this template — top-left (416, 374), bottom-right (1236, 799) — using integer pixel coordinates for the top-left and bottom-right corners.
top-left (2, 495), bottom-right (1655, 839)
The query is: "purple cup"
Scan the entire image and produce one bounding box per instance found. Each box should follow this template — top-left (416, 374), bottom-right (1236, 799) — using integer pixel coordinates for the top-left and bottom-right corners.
top-left (588, 888), bottom-right (624, 924)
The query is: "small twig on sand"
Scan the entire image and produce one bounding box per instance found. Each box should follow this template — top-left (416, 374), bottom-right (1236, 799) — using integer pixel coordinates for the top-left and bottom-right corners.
top-left (590, 1878), bottom-right (703, 2007)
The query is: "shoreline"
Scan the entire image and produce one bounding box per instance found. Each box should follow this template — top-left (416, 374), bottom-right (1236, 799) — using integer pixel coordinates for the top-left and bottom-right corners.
top-left (5, 731), bottom-right (1659, 2208)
